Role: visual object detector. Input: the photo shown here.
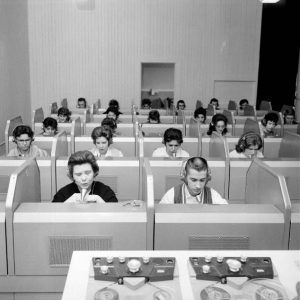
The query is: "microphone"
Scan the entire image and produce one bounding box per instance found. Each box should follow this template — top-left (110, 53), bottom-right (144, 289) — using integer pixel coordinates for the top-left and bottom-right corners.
top-left (80, 188), bottom-right (88, 203)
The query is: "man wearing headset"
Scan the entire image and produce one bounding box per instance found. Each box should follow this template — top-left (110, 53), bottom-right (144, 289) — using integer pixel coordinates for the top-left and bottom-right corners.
top-left (160, 157), bottom-right (228, 204)
top-left (8, 125), bottom-right (48, 157)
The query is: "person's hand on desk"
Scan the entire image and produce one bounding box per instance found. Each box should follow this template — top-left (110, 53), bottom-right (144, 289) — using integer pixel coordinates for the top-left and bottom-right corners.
top-left (65, 193), bottom-right (81, 203)
top-left (65, 194), bottom-right (105, 203)
top-left (85, 195), bottom-right (105, 203)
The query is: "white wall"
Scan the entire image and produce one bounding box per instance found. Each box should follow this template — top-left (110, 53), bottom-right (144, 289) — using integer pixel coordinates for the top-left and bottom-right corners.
top-left (0, 0), bottom-right (31, 143)
top-left (28, 0), bottom-right (262, 111)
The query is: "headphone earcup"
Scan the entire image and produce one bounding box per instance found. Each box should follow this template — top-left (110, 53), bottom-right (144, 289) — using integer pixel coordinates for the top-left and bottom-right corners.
top-left (206, 167), bottom-right (212, 182)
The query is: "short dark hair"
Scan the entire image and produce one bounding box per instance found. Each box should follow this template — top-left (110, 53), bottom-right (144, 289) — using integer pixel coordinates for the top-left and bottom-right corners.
top-left (262, 112), bottom-right (279, 126)
top-left (91, 126), bottom-right (113, 145)
top-left (108, 99), bottom-right (120, 110)
top-left (142, 98), bottom-right (151, 108)
top-left (194, 107), bottom-right (207, 120)
top-left (235, 131), bottom-right (263, 153)
top-left (176, 100), bottom-right (186, 109)
top-left (68, 150), bottom-right (99, 180)
top-left (77, 98), bottom-right (87, 108)
top-left (207, 113), bottom-right (228, 136)
top-left (13, 125), bottom-right (34, 139)
top-left (101, 117), bottom-right (117, 131)
top-left (148, 110), bottom-right (160, 123)
top-left (57, 107), bottom-right (71, 121)
top-left (283, 107), bottom-right (295, 117)
top-left (239, 99), bottom-right (249, 107)
top-left (163, 128), bottom-right (183, 145)
top-left (43, 117), bottom-right (58, 131)
top-left (209, 98), bottom-right (219, 108)
top-left (104, 106), bottom-right (120, 118)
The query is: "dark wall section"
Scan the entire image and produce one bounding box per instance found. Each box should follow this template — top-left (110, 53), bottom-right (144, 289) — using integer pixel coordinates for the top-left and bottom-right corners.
top-left (257, 0), bottom-right (300, 111)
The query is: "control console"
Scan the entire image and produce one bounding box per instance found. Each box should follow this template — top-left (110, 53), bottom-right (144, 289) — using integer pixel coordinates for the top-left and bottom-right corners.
top-left (88, 256), bottom-right (181, 300)
top-left (189, 256), bottom-right (288, 300)
top-left (92, 256), bottom-right (176, 283)
top-left (190, 256), bottom-right (274, 283)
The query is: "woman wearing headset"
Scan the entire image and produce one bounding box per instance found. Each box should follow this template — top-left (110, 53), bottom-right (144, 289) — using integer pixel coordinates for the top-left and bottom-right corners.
top-left (229, 132), bottom-right (264, 159)
top-left (160, 157), bottom-right (227, 204)
top-left (52, 150), bottom-right (118, 203)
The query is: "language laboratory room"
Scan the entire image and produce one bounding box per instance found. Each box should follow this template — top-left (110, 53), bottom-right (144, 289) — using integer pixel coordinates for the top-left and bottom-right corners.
top-left (0, 0), bottom-right (299, 299)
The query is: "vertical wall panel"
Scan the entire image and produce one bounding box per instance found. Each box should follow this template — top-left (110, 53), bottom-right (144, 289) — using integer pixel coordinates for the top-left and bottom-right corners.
top-left (28, 0), bottom-right (262, 112)
top-left (0, 0), bottom-right (31, 143)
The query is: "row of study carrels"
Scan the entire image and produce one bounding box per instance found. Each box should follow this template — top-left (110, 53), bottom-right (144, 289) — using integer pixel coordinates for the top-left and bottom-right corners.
top-left (36, 105), bottom-right (300, 136)
top-left (5, 114), bottom-right (300, 160)
top-left (0, 151), bottom-right (299, 298)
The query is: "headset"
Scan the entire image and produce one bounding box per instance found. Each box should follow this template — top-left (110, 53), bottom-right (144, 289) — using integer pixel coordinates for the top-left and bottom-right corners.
top-left (12, 125), bottom-right (34, 143)
top-left (179, 157), bottom-right (211, 184)
top-left (237, 131), bottom-right (263, 152)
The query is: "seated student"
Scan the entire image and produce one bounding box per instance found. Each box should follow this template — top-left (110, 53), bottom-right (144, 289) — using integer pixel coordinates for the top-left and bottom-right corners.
top-left (90, 126), bottom-right (123, 158)
top-left (152, 128), bottom-right (190, 158)
top-left (101, 117), bottom-right (118, 136)
top-left (8, 125), bottom-right (48, 157)
top-left (259, 112), bottom-right (279, 138)
top-left (239, 99), bottom-right (249, 110)
top-left (209, 98), bottom-right (219, 110)
top-left (108, 99), bottom-right (122, 113)
top-left (148, 110), bottom-right (161, 124)
top-left (103, 107), bottom-right (121, 122)
top-left (283, 107), bottom-right (297, 124)
top-left (57, 107), bottom-right (72, 123)
top-left (229, 132), bottom-right (264, 158)
top-left (160, 157), bottom-right (228, 204)
top-left (193, 107), bottom-right (206, 124)
top-left (176, 100), bottom-right (186, 111)
top-left (52, 150), bottom-right (118, 203)
top-left (77, 97), bottom-right (87, 109)
top-left (141, 98), bottom-right (151, 109)
top-left (42, 117), bottom-right (58, 136)
top-left (207, 113), bottom-right (230, 136)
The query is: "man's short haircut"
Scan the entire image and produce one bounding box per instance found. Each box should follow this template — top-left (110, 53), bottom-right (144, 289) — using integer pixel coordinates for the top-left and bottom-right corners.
top-left (101, 117), bottom-right (117, 131)
top-left (235, 131), bottom-right (263, 153)
top-left (163, 128), bottom-right (183, 144)
top-left (209, 98), bottom-right (219, 108)
top-left (43, 117), bottom-right (58, 131)
top-left (77, 97), bottom-right (87, 107)
top-left (148, 110), bottom-right (161, 123)
top-left (13, 125), bottom-right (34, 139)
top-left (91, 126), bottom-right (113, 145)
top-left (194, 107), bottom-right (207, 120)
top-left (262, 112), bottom-right (279, 126)
top-left (57, 107), bottom-right (71, 121)
top-left (176, 100), bottom-right (186, 109)
top-left (184, 157), bottom-right (210, 178)
top-left (67, 150), bottom-right (99, 180)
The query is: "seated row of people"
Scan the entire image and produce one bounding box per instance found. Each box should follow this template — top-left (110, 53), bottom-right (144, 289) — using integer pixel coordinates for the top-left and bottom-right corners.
top-left (52, 150), bottom-right (228, 205)
top-left (7, 123), bottom-right (264, 159)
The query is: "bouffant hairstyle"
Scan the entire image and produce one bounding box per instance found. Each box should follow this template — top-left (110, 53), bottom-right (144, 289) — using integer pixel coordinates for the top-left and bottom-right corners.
top-left (67, 150), bottom-right (99, 180)
top-left (207, 113), bottom-right (228, 136)
top-left (91, 126), bottom-right (113, 146)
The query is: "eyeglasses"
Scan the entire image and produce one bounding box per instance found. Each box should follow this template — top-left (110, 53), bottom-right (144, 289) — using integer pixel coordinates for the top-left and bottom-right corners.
top-left (16, 138), bottom-right (31, 143)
